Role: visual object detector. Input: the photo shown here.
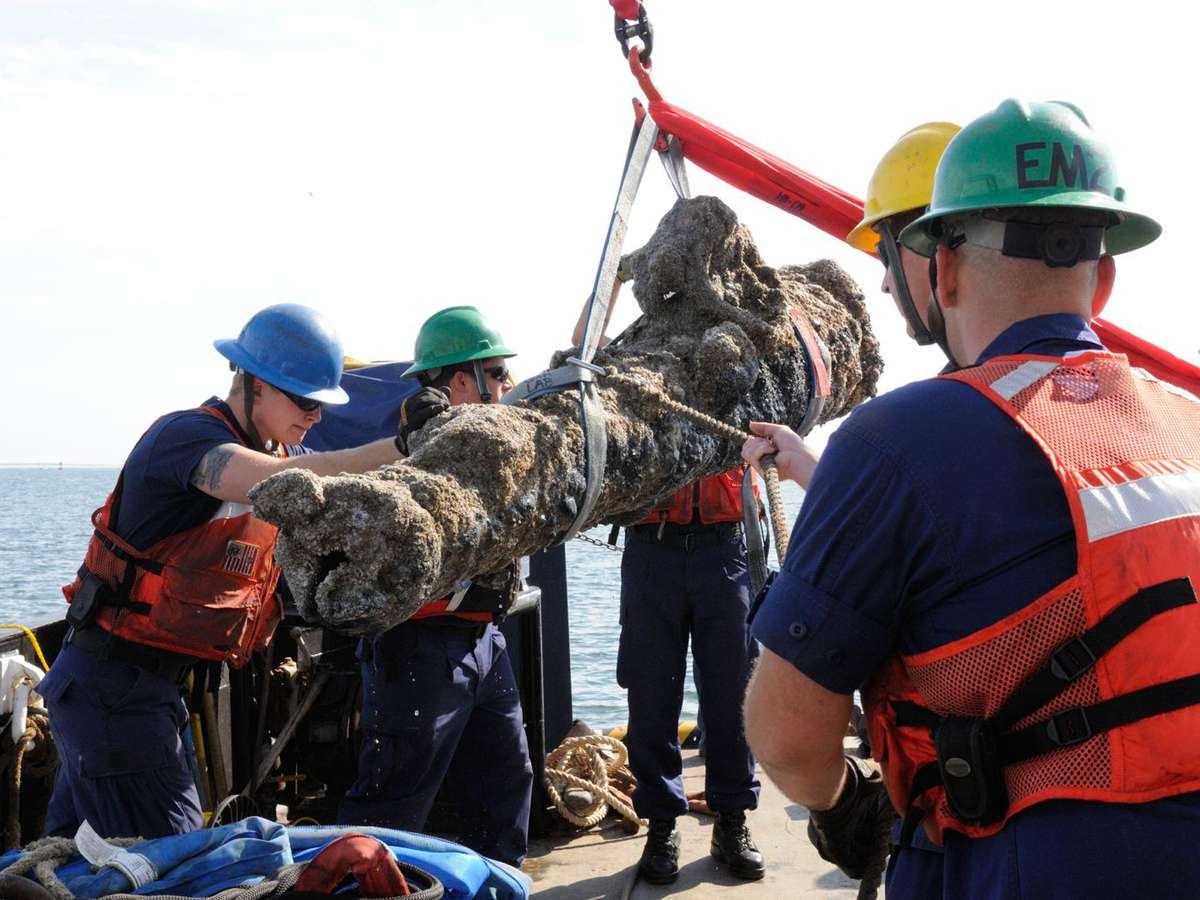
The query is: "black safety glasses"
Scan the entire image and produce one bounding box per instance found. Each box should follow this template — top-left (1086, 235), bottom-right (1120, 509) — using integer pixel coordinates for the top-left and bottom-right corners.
top-left (279, 387), bottom-right (323, 413)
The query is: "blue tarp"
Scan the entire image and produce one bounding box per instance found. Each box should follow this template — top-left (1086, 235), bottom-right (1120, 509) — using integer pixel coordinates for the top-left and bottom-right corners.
top-left (0, 817), bottom-right (530, 898)
top-left (304, 361), bottom-right (423, 452)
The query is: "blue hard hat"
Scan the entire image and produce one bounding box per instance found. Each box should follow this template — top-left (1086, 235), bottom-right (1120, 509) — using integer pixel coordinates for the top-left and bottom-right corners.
top-left (214, 304), bottom-right (350, 405)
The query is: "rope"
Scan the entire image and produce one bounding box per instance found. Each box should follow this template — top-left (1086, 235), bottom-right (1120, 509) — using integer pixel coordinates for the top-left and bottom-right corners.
top-left (544, 735), bottom-right (645, 831)
top-left (5, 708), bottom-right (53, 851)
top-left (5, 835), bottom-right (141, 900)
top-left (603, 369), bottom-right (791, 561)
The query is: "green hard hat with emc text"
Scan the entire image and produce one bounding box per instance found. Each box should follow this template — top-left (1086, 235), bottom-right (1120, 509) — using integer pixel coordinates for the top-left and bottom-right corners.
top-left (900, 99), bottom-right (1160, 257)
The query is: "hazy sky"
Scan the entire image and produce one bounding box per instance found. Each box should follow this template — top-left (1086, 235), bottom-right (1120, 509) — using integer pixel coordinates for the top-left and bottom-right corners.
top-left (3, 1), bottom-right (1195, 464)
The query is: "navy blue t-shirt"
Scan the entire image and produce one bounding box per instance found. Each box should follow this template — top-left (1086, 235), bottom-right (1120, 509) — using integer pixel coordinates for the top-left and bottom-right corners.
top-left (753, 314), bottom-right (1200, 897)
top-left (111, 398), bottom-right (304, 550)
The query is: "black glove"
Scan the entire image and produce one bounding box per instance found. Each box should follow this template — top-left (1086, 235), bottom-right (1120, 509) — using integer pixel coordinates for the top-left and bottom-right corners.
top-left (395, 387), bottom-right (450, 454)
top-left (807, 756), bottom-right (896, 880)
top-left (465, 560), bottom-right (522, 622)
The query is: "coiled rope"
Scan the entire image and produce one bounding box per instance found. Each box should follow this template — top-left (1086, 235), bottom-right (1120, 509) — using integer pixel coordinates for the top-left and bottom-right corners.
top-left (543, 735), bottom-right (644, 831)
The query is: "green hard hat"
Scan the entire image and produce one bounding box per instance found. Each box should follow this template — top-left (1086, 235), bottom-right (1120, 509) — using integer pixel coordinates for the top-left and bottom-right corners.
top-left (900, 99), bottom-right (1161, 258)
top-left (402, 306), bottom-right (517, 378)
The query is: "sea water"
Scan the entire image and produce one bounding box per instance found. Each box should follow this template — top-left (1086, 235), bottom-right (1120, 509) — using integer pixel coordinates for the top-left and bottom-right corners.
top-left (0, 467), bottom-right (802, 729)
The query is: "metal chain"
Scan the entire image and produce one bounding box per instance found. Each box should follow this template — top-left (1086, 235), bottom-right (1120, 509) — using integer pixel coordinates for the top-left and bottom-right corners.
top-left (573, 531), bottom-right (624, 552)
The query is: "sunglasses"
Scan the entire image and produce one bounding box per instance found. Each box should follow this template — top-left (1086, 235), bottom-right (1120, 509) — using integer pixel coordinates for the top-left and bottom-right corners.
top-left (483, 365), bottom-right (510, 382)
top-left (278, 386), bottom-right (323, 413)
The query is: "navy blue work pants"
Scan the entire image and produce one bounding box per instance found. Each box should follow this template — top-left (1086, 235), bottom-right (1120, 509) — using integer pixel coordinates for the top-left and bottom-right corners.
top-left (338, 618), bottom-right (533, 868)
top-left (617, 533), bottom-right (761, 820)
top-left (39, 642), bottom-right (203, 839)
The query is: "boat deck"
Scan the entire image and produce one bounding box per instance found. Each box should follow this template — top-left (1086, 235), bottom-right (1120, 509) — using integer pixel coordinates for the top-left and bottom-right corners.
top-left (525, 750), bottom-right (861, 898)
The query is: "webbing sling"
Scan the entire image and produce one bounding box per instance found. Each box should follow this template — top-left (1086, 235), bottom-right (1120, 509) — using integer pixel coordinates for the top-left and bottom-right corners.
top-left (503, 113), bottom-right (658, 544)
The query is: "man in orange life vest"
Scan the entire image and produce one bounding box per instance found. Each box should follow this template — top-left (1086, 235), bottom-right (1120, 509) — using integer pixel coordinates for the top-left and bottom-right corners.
top-left (743, 100), bottom-right (1200, 897)
top-left (571, 286), bottom-right (766, 884)
top-left (41, 303), bottom-right (406, 840)
top-left (337, 306), bottom-right (534, 869)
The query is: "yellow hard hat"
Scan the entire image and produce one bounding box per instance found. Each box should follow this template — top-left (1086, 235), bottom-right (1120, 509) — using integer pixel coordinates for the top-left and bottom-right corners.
top-left (846, 122), bottom-right (961, 253)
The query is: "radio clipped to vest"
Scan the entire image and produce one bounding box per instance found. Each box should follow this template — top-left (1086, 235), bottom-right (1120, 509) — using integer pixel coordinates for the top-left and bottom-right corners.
top-left (65, 570), bottom-right (106, 631)
top-left (931, 716), bottom-right (1008, 826)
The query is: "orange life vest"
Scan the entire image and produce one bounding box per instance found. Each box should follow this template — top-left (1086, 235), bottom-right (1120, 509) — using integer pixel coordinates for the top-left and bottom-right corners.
top-left (863, 352), bottom-right (1200, 844)
top-left (63, 406), bottom-right (284, 668)
top-left (638, 467), bottom-right (750, 527)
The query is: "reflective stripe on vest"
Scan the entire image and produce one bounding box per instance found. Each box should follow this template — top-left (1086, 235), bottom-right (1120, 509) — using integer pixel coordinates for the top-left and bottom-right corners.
top-left (62, 406), bottom-right (285, 668)
top-left (863, 351), bottom-right (1200, 844)
top-left (637, 466), bottom-right (752, 526)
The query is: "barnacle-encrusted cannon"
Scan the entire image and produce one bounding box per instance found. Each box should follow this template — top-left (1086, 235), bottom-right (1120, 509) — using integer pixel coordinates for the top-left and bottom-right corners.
top-left (251, 196), bottom-right (882, 633)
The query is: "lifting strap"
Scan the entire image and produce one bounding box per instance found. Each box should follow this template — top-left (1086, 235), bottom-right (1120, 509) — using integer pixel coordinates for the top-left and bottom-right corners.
top-left (504, 112), bottom-right (658, 543)
top-left (741, 468), bottom-right (770, 597)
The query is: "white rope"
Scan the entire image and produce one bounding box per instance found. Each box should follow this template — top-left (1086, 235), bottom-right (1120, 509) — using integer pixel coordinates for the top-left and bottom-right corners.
top-left (544, 735), bottom-right (645, 831)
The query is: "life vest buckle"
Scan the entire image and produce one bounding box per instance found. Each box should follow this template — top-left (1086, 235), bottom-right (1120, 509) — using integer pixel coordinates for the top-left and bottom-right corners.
top-left (1049, 636), bottom-right (1098, 682)
top-left (1043, 706), bottom-right (1093, 747)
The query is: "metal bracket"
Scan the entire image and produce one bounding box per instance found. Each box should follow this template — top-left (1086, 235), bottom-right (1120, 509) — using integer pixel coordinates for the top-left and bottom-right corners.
top-left (658, 134), bottom-right (691, 200)
top-left (503, 363), bottom-right (594, 406)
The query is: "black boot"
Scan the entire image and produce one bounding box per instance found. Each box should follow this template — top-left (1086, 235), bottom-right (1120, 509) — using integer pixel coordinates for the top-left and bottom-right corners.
top-left (638, 818), bottom-right (681, 884)
top-left (710, 811), bottom-right (765, 880)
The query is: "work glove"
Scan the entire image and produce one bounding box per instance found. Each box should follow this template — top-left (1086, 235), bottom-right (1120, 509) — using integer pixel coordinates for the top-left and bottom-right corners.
top-left (807, 755), bottom-right (896, 880)
top-left (395, 387), bottom-right (450, 455)
top-left (452, 560), bottom-right (522, 625)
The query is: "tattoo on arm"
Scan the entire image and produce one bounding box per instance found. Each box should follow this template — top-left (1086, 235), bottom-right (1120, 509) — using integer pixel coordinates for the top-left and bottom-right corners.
top-left (192, 445), bottom-right (236, 494)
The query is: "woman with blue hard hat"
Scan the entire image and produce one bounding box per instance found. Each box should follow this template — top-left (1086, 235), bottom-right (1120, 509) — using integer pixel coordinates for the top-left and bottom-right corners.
top-left (43, 303), bottom-right (407, 842)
